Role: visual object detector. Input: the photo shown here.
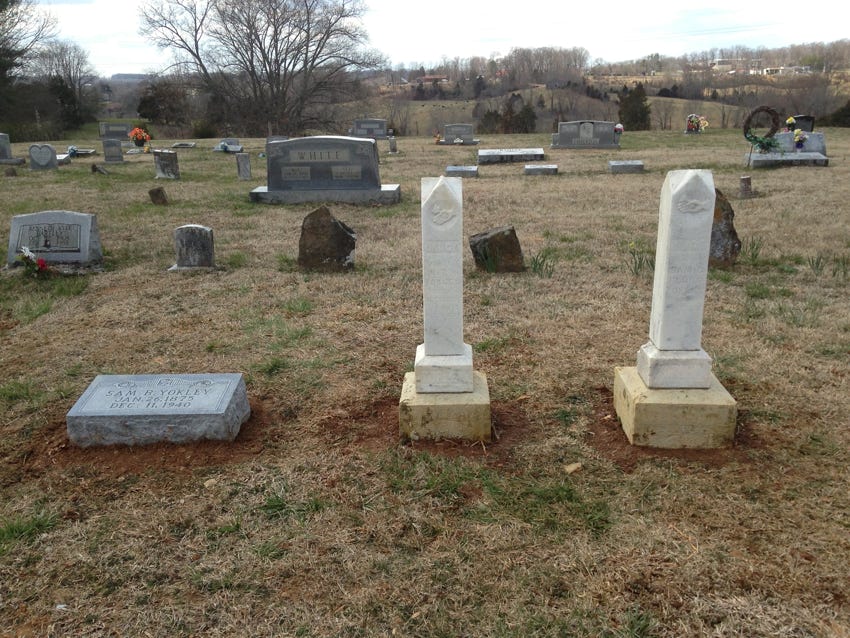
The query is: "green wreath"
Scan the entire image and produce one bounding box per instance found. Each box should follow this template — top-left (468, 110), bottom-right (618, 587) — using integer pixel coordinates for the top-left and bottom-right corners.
top-left (743, 106), bottom-right (781, 153)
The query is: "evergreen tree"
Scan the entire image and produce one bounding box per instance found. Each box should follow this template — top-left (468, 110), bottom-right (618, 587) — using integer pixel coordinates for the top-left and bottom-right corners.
top-left (618, 82), bottom-right (651, 130)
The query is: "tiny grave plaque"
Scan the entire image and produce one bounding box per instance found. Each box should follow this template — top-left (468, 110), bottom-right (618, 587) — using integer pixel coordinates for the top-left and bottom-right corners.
top-left (66, 373), bottom-right (250, 447)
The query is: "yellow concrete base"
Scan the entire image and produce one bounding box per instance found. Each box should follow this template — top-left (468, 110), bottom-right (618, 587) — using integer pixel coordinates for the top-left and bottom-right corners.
top-left (399, 371), bottom-right (491, 442)
top-left (613, 366), bottom-right (737, 448)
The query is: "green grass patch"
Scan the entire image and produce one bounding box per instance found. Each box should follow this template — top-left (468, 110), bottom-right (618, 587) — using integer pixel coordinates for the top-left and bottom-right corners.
top-left (0, 512), bottom-right (57, 556)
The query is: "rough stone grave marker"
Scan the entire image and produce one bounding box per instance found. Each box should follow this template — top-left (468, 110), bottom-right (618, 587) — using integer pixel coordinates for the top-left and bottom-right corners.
top-left (102, 139), bottom-right (124, 163)
top-left (399, 176), bottom-right (491, 441)
top-left (251, 136), bottom-right (400, 205)
top-left (613, 170), bottom-right (736, 448)
top-left (66, 373), bottom-right (250, 446)
top-left (236, 152), bottom-right (252, 180)
top-left (169, 224), bottom-right (215, 271)
top-left (7, 210), bottom-right (102, 267)
top-left (154, 150), bottom-right (180, 179)
top-left (29, 144), bottom-right (58, 170)
top-left (297, 206), bottom-right (356, 272)
top-left (551, 120), bottom-right (621, 149)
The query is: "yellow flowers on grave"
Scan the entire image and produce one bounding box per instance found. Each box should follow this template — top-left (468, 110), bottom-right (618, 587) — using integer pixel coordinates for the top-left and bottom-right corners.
top-left (793, 128), bottom-right (807, 148)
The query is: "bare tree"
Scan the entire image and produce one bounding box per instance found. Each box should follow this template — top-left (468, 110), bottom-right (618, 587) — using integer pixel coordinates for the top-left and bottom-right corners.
top-left (139, 0), bottom-right (383, 134)
top-left (0, 0), bottom-right (56, 79)
top-left (29, 40), bottom-right (97, 105)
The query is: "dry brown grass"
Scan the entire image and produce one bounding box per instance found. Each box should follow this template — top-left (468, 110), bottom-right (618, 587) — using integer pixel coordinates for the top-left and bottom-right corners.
top-left (1, 129), bottom-right (849, 637)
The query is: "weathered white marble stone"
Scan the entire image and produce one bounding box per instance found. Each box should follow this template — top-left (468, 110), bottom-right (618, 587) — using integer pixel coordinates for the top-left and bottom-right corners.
top-left (415, 176), bottom-right (472, 392)
top-left (639, 169), bottom-right (715, 389)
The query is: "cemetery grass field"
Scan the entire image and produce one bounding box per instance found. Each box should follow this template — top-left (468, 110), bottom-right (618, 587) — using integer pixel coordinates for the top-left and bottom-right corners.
top-left (1, 129), bottom-right (849, 637)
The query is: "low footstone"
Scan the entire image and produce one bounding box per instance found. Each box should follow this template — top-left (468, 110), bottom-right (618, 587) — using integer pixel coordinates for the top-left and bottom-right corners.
top-left (66, 373), bottom-right (250, 447)
top-left (149, 187), bottom-right (168, 205)
top-left (524, 164), bottom-right (558, 175)
top-left (738, 175), bottom-right (756, 198)
top-left (469, 226), bottom-right (526, 272)
top-left (297, 206), bottom-right (356, 271)
top-left (609, 160), bottom-right (644, 174)
top-left (446, 165), bottom-right (478, 178)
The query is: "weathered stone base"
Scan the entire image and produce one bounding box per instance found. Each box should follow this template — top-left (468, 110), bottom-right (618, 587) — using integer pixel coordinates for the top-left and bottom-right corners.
top-left (399, 371), bottom-right (491, 442)
top-left (613, 366), bottom-right (737, 449)
top-left (637, 342), bottom-right (712, 389)
top-left (524, 164), bottom-right (558, 175)
top-left (746, 152), bottom-right (828, 168)
top-left (414, 343), bottom-right (473, 393)
top-left (445, 165), bottom-right (478, 178)
top-left (609, 160), bottom-right (645, 174)
top-left (249, 185), bottom-right (401, 205)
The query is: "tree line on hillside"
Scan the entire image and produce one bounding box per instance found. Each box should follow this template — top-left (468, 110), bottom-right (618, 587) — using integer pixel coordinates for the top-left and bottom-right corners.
top-left (3, 0), bottom-right (850, 141)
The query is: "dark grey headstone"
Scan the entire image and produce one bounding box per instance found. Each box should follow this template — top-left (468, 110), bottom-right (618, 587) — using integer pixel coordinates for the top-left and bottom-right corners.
top-left (551, 120), bottom-right (620, 149)
top-left (0, 133), bottom-right (12, 160)
top-left (29, 144), bottom-right (58, 170)
top-left (469, 226), bottom-right (526, 272)
top-left (297, 206), bottom-right (356, 271)
top-left (236, 153), bottom-right (251, 180)
top-left (792, 115), bottom-right (815, 132)
top-left (102, 139), bottom-right (124, 163)
top-left (351, 118), bottom-right (388, 139)
top-left (169, 224), bottom-right (215, 271)
top-left (154, 150), bottom-right (180, 179)
top-left (439, 123), bottom-right (478, 145)
top-left (252, 136), bottom-right (400, 205)
top-left (66, 373), bottom-right (250, 447)
top-left (7, 210), bottom-right (102, 267)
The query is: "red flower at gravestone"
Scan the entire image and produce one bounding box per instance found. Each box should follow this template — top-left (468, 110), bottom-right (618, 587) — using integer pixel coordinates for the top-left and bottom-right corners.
top-left (36, 258), bottom-right (48, 271)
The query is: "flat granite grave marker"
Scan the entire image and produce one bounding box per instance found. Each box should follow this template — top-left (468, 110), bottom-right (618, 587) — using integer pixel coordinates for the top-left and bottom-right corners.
top-left (609, 160), bottom-right (644, 174)
top-left (154, 150), bottom-right (180, 179)
top-left (524, 164), bottom-right (558, 175)
top-left (613, 170), bottom-right (736, 448)
top-left (29, 144), bottom-right (58, 170)
top-left (478, 148), bottom-right (544, 164)
top-left (0, 133), bottom-right (24, 165)
top-left (445, 165), bottom-right (478, 177)
top-left (399, 176), bottom-right (491, 441)
top-left (169, 224), bottom-right (215, 271)
top-left (102, 139), bottom-right (124, 163)
top-left (7, 210), bottom-right (102, 267)
top-left (251, 136), bottom-right (400, 205)
top-left (551, 120), bottom-right (621, 149)
top-left (66, 373), bottom-right (250, 446)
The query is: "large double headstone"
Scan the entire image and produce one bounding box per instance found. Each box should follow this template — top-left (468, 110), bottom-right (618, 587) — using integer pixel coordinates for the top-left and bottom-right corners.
top-left (438, 123), bottom-right (478, 145)
top-left (551, 120), bottom-right (621, 149)
top-left (7, 210), bottom-right (103, 267)
top-left (613, 170), bottom-right (736, 448)
top-left (250, 136), bottom-right (400, 205)
top-left (350, 118), bottom-right (389, 140)
top-left (399, 176), bottom-right (491, 441)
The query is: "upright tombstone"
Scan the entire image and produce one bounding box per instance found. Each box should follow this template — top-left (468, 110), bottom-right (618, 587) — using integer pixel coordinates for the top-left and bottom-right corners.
top-left (154, 150), bottom-right (180, 179)
top-left (7, 210), bottom-right (103, 267)
top-left (0, 133), bottom-right (24, 165)
top-left (792, 114), bottom-right (815, 132)
top-left (169, 224), bottom-right (215, 271)
top-left (551, 120), bottom-right (620, 149)
top-left (388, 136), bottom-right (398, 154)
top-left (398, 176), bottom-right (491, 441)
top-left (66, 373), bottom-right (250, 446)
top-left (98, 122), bottom-right (133, 139)
top-left (351, 118), bottom-right (388, 140)
top-left (438, 123), bottom-right (478, 145)
top-left (250, 135), bottom-right (400, 205)
top-left (102, 139), bottom-right (124, 163)
top-left (29, 144), bottom-right (59, 170)
top-left (235, 152), bottom-right (252, 180)
top-left (613, 170), bottom-right (737, 448)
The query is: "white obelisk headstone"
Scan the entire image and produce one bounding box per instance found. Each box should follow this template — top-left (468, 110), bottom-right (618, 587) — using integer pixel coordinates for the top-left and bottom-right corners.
top-left (414, 176), bottom-right (473, 392)
top-left (637, 170), bottom-right (715, 389)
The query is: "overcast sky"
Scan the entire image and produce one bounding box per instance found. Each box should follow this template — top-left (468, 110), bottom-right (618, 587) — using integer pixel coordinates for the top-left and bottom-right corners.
top-left (35, 0), bottom-right (850, 78)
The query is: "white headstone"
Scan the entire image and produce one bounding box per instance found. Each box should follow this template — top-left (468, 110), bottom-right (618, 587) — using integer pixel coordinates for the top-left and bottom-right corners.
top-left (414, 176), bottom-right (473, 393)
top-left (636, 170), bottom-right (715, 388)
